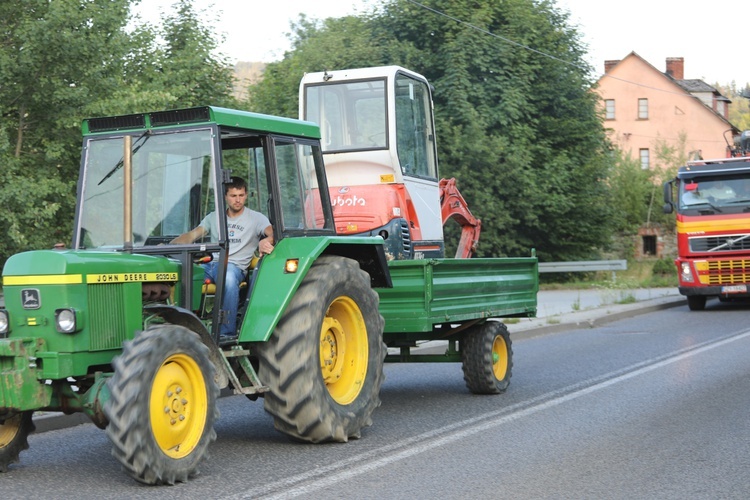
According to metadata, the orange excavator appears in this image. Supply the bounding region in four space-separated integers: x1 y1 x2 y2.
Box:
300 66 481 259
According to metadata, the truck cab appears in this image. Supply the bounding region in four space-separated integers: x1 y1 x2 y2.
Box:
664 156 750 309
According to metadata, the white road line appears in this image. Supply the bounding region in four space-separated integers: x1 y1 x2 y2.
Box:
231 329 750 500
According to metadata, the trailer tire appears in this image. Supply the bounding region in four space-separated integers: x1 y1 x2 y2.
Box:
104 325 218 485
461 321 513 394
0 412 34 472
258 256 385 443
687 295 707 311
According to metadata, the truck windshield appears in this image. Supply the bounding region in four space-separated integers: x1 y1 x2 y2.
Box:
678 176 750 214
76 128 218 249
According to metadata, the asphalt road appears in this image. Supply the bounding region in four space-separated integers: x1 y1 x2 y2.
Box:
4 294 749 499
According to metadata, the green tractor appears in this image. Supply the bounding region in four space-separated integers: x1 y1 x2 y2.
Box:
0 106 391 484
1 97 538 485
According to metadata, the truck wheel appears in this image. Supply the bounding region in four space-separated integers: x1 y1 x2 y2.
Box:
104 325 218 485
0 412 34 472
687 295 707 311
461 321 513 394
258 256 385 443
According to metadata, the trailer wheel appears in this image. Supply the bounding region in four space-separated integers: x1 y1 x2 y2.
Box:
104 325 218 485
461 321 513 394
0 412 34 472
258 256 385 442
687 295 707 311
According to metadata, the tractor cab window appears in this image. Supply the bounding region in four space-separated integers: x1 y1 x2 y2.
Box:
221 143 270 222
273 139 333 233
77 128 218 249
395 73 437 179
306 79 387 152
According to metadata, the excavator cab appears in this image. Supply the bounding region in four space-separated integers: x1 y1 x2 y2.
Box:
300 66 480 259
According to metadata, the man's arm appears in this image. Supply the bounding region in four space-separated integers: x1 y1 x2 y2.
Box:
171 226 207 245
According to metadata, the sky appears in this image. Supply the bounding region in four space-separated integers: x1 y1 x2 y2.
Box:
133 0 750 88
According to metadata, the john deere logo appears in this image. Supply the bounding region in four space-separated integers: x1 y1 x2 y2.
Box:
22 289 41 309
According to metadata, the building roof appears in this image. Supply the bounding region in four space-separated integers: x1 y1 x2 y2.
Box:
599 52 737 133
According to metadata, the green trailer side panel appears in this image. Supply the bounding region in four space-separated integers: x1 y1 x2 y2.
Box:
377 257 538 336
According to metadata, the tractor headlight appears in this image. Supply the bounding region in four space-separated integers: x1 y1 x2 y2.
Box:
55 308 77 334
0 310 9 337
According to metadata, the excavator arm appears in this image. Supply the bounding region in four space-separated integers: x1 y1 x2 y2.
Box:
439 178 481 258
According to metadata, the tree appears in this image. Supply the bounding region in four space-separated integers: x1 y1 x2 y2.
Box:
248 0 616 260
715 82 750 134
0 0 135 257
0 0 236 265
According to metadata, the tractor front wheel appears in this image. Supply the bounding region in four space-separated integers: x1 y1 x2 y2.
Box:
461 321 513 394
104 325 218 485
0 411 34 472
258 256 385 442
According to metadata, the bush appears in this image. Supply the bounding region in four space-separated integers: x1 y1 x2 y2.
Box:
652 257 676 276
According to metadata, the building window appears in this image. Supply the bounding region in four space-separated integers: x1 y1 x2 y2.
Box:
640 148 650 170
638 98 649 119
605 99 615 120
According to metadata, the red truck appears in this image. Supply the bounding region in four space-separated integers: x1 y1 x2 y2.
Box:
663 136 750 309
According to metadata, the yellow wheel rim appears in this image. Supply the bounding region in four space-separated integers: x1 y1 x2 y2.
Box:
149 353 208 458
0 414 22 447
319 296 368 405
491 335 509 380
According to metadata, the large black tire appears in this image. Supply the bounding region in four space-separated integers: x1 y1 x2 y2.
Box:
461 321 513 395
687 295 707 311
257 256 385 443
104 325 218 485
0 412 34 472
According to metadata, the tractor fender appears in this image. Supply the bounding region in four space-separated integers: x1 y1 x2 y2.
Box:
143 305 229 388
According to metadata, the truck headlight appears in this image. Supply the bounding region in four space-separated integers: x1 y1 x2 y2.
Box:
679 262 694 283
55 308 78 334
0 310 8 337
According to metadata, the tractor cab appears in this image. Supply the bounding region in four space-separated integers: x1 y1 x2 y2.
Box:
74 107 336 339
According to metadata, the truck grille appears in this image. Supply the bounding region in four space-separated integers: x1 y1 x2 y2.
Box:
88 284 128 351
689 233 750 252
697 259 750 285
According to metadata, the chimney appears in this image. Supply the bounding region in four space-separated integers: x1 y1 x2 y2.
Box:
666 57 684 79
604 60 620 73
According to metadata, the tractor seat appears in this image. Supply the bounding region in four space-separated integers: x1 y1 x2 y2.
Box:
200 255 259 295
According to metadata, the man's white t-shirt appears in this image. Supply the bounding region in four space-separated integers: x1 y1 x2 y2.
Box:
200 208 270 269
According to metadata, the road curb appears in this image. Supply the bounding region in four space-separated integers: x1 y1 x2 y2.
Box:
511 295 685 339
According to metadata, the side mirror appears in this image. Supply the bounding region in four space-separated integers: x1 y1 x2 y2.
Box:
663 202 673 214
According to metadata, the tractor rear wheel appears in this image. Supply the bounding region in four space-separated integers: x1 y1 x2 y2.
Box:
104 325 218 485
0 411 34 472
258 256 385 442
461 321 513 394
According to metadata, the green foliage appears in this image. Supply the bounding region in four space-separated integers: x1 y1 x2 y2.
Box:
248 0 617 261
0 0 236 266
652 257 675 276
718 83 750 132
608 151 654 233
